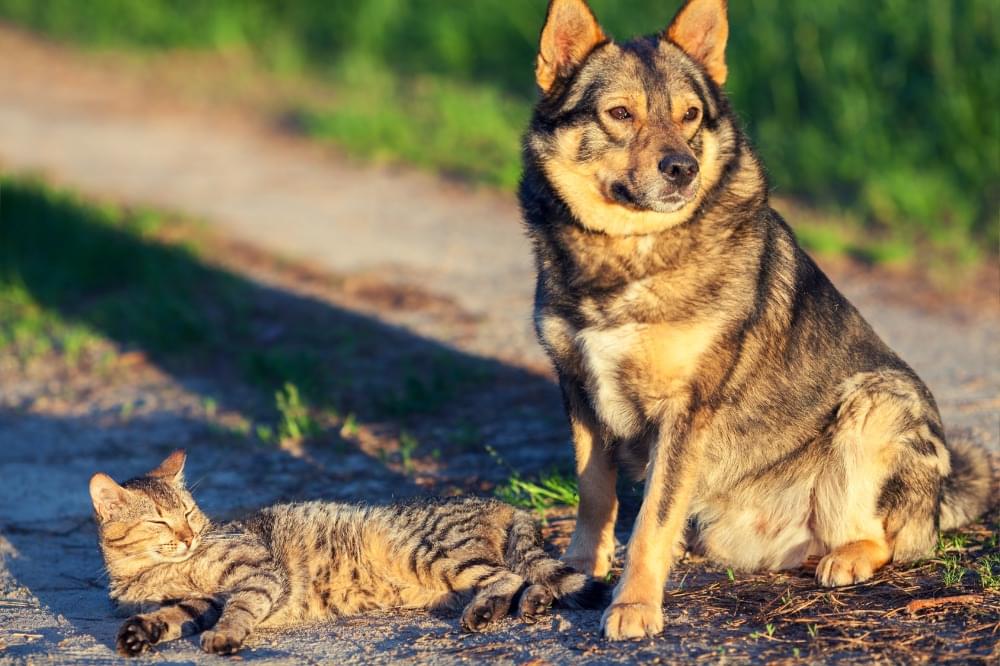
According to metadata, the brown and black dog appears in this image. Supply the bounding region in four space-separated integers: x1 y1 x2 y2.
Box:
520 0 992 640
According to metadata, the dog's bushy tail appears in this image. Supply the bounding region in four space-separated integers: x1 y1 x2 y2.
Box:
505 510 612 609
939 440 994 531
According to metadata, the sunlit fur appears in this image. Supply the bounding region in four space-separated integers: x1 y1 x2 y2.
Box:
521 0 993 641
90 453 609 657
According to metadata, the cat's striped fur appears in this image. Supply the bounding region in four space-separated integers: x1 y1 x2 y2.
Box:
90 451 608 656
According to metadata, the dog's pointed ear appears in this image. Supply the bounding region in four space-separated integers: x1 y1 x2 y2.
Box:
89 473 130 521
536 0 607 93
664 0 729 85
149 449 186 485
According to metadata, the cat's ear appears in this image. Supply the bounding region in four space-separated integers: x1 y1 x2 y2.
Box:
89 473 130 520
149 449 186 485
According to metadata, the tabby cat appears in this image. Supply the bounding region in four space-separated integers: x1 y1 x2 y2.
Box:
89 450 607 656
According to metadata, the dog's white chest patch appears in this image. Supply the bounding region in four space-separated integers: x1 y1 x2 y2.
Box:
576 323 643 438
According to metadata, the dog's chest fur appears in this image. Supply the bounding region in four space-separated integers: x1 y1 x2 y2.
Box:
538 285 723 440
574 323 644 437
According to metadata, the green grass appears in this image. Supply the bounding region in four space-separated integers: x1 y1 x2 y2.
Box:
937 531 970 588
494 470 580 515
485 443 579 514
294 57 526 190
749 623 778 640
372 352 492 420
0 178 246 358
0 282 103 365
273 382 320 445
794 221 918 266
447 420 482 451
940 556 968 587
340 412 360 438
937 527 999 592
938 532 972 553
977 553 1000 591
398 431 419 473
0 0 995 265
0 180 230 364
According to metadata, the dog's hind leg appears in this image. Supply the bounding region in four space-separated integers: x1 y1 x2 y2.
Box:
812 370 949 587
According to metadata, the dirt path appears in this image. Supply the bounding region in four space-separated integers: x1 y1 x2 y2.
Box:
0 25 997 665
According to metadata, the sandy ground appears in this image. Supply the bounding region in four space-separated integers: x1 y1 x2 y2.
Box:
0 24 997 665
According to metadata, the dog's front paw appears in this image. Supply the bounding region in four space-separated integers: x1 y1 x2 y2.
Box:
562 539 614 578
816 551 875 587
561 554 603 578
601 602 663 640
116 615 164 657
200 629 245 655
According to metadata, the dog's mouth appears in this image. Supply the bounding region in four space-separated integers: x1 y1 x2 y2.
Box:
652 191 694 213
609 182 641 208
605 178 699 214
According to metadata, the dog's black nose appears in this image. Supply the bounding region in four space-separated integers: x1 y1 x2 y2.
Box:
658 153 699 187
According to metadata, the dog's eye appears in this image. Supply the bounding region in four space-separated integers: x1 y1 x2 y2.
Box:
607 106 632 121
683 107 700 122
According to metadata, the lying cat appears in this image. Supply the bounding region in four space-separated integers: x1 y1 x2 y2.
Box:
89 450 608 656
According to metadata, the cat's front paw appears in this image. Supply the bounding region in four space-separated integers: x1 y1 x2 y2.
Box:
116 615 165 657
200 629 245 655
518 584 554 623
460 594 513 632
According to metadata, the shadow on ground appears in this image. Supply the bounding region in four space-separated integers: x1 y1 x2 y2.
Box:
3 177 548 412
0 176 570 472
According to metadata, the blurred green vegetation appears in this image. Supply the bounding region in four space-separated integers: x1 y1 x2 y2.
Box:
1 0 996 262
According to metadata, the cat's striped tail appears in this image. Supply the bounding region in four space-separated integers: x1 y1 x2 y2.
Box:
504 509 612 610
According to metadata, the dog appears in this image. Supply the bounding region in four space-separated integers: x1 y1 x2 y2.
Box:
519 0 992 640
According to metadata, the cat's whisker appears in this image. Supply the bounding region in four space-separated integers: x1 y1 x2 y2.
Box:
187 475 208 492
95 552 152 575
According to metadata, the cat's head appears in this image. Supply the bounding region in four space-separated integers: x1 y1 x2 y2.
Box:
89 450 210 571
